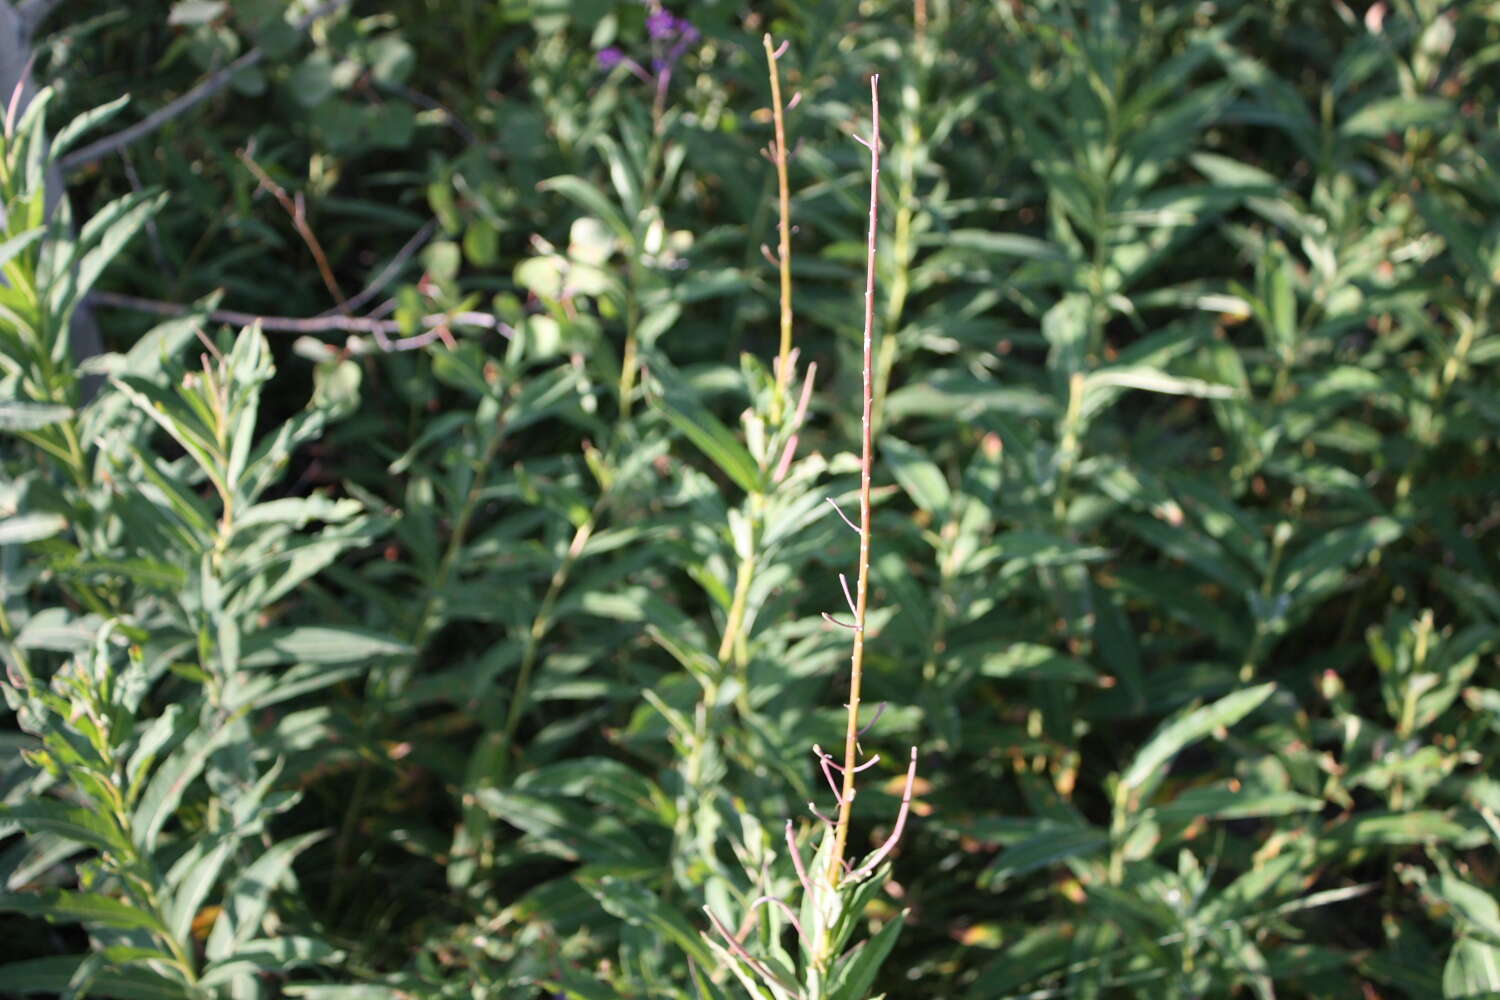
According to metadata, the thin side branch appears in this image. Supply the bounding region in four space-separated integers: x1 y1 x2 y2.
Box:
703 907 797 993
238 149 346 307
4 49 34 137
748 896 804 941
813 746 844 802
825 497 860 533
838 572 857 618
851 747 919 878
771 359 817 482
321 219 437 317
59 0 351 172
820 612 859 631
814 743 880 774
87 290 512 349
785 820 812 896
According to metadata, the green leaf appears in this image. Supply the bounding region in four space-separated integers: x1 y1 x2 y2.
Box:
204 830 328 960
1341 96 1454 137
473 790 650 865
537 175 634 246
515 758 670 827
0 512 67 544
0 227 45 272
54 191 168 324
50 95 132 161
1148 784 1322 823
1279 517 1402 605
881 435 951 516
936 229 1068 262
0 956 88 996
965 641 1100 683
580 875 717 967
1443 937 1500 998
1083 366 1236 411
1330 811 1475 848
539 970 619 1000
885 375 1054 423
981 825 1108 889
242 626 412 665
827 911 907 1000
1120 683 1275 794
0 890 169 935
166 1 226 27
223 663 363 714
0 956 192 999
0 399 71 430
133 720 239 851
165 834 236 944
652 386 765 495
200 937 342 987
1434 868 1500 945
989 531 1112 575
283 988 405 1000
14 609 101 651
1043 293 1091 376
0 801 127 854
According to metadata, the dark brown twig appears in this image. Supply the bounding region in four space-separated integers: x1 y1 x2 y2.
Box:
87 290 511 350
320 219 437 317
237 149 346 307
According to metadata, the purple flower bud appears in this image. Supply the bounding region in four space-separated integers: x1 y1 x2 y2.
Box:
646 10 676 39
598 46 625 69
647 10 698 43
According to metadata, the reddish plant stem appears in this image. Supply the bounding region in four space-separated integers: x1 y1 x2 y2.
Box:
829 74 880 887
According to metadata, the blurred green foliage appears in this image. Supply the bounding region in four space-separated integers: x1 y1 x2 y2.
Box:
6 0 1500 996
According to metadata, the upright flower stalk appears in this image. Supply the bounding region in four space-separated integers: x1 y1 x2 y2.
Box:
714 34 813 666
763 33 797 423
828 74 885 889
703 74 920 1000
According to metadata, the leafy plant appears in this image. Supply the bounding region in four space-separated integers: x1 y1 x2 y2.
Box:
6 2 1500 998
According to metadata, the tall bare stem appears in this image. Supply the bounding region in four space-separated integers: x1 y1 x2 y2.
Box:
763 34 796 422
829 75 880 888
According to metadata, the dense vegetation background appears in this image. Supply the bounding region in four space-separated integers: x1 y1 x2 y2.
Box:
4 0 1500 996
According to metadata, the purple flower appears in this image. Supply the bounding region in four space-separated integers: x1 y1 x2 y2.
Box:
598 7 699 93
646 9 699 45
646 10 678 40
